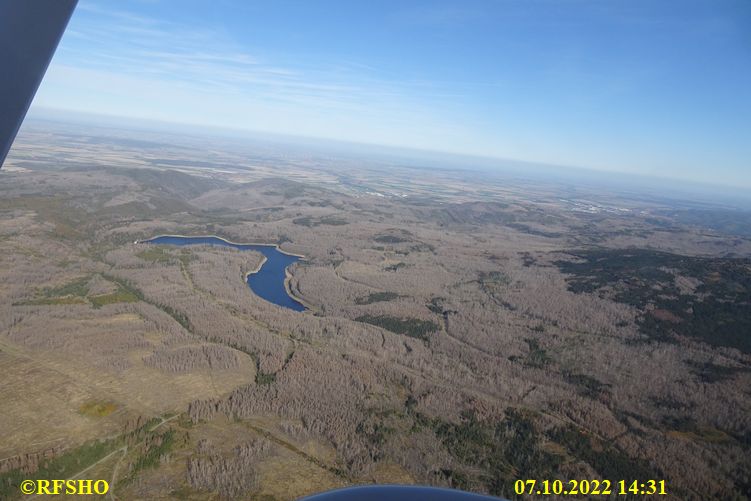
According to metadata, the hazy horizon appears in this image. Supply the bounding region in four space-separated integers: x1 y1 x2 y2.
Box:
27 0 751 188
24 106 751 207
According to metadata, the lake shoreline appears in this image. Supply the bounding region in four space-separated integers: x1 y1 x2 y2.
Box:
242 254 307 310
137 234 306 259
283 267 314 311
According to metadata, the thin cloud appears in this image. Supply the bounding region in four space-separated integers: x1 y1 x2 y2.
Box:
54 1 465 126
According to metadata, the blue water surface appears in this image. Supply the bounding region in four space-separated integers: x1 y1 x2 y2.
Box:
143 235 305 312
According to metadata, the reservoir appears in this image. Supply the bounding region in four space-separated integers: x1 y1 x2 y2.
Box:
142 235 306 312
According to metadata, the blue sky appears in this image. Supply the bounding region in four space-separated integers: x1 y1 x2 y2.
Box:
32 0 751 187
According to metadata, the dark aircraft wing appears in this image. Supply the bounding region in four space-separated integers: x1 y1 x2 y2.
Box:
0 0 78 168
